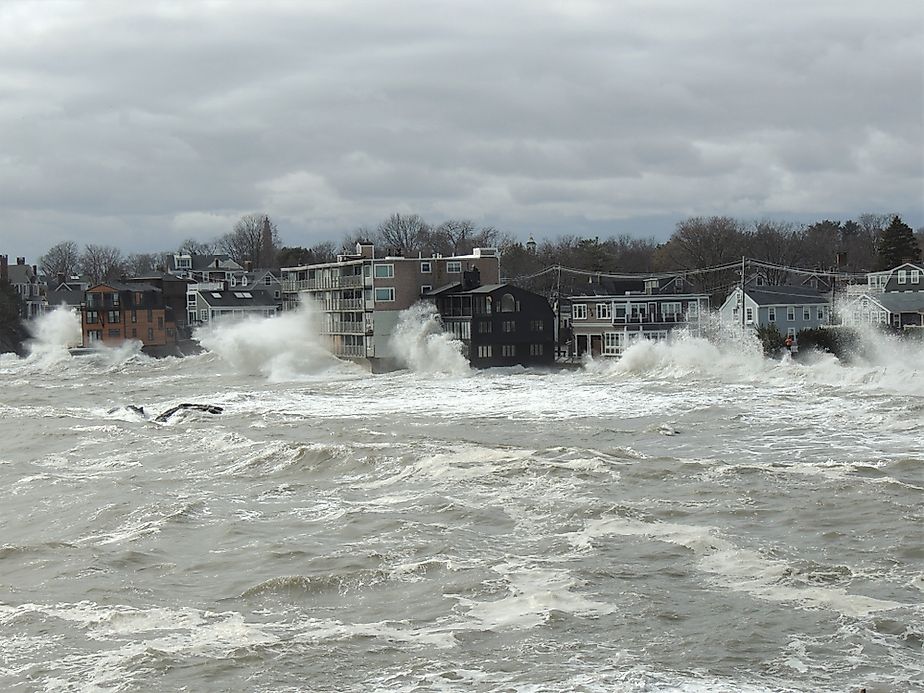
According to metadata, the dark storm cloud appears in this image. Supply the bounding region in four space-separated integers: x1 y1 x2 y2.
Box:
0 0 921 260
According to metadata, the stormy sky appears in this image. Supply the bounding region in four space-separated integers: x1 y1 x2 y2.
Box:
1 0 922 261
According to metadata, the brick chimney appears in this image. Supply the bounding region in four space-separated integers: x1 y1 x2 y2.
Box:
0 254 7 282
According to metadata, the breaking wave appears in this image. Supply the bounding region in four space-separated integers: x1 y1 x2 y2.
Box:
388 303 470 375
195 302 350 380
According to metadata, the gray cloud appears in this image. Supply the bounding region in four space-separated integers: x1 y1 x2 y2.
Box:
1 0 921 261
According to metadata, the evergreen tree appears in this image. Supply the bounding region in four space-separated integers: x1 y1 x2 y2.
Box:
876 215 921 269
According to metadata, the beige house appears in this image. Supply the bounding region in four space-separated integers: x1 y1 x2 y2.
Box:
282 243 500 368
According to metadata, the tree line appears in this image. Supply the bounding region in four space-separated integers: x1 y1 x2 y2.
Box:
36 211 923 290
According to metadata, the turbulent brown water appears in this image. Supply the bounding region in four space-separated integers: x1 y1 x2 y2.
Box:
1 308 922 692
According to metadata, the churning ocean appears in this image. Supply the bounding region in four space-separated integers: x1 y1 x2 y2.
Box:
1 306 921 692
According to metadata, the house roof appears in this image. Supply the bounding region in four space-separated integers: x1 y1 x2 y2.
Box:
170 254 243 272
6 264 35 284
745 285 828 305
875 292 924 314
46 288 84 306
197 289 279 307
90 282 161 293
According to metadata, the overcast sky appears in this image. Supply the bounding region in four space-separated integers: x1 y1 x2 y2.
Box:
1 0 922 261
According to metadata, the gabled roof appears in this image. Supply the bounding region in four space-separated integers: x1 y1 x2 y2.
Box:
744 285 828 305
46 288 84 306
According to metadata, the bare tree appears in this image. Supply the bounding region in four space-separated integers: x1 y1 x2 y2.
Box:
177 238 215 255
39 241 80 279
431 219 501 256
125 253 159 276
376 213 429 256
216 214 281 267
80 245 126 284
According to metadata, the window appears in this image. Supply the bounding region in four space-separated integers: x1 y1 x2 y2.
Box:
687 301 699 317
264 275 272 285
112 293 119 306
157 317 164 330
912 270 920 284
420 285 432 295
446 261 462 273
477 345 492 358
374 287 395 302
107 310 119 323
529 344 544 356
572 304 587 320
803 307 810 321
662 302 681 318
502 344 516 357
108 328 120 338
603 332 620 355
147 328 154 341
631 304 647 318
745 307 754 322
787 306 795 321
768 307 776 322
596 303 610 319
479 320 492 334
530 320 544 332
131 328 137 338
131 310 137 323
898 270 907 284
420 261 432 273
88 330 102 342
200 309 209 321
212 292 222 299
502 320 516 332
374 264 394 278
500 293 517 312
787 327 796 337
817 306 825 320
86 310 98 324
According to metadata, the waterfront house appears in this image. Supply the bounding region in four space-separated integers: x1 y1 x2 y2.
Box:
719 284 831 338
81 283 176 350
4 257 43 319
425 269 555 368
187 287 280 326
281 242 501 367
840 263 924 329
569 278 709 358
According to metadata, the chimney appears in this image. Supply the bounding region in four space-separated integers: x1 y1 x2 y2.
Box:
244 260 253 272
32 265 37 276
17 256 25 265
56 272 65 287
0 254 7 282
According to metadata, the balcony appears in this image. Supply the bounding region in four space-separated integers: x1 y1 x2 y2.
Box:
324 321 366 334
326 298 364 311
333 344 366 358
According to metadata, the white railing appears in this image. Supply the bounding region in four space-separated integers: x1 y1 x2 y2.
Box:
333 344 366 357
327 298 364 311
325 321 365 334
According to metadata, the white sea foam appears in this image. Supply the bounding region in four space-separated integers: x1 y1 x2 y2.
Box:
388 303 470 375
196 302 350 380
453 562 614 632
570 516 904 618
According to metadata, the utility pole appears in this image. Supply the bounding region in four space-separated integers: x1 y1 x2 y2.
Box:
740 255 746 331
